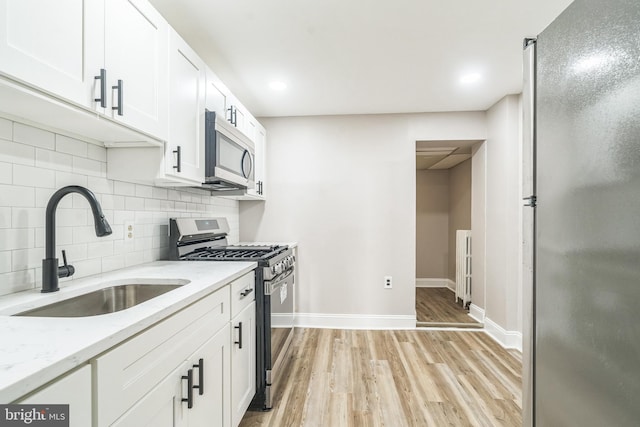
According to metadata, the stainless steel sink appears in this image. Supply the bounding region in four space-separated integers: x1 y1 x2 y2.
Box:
15 283 185 317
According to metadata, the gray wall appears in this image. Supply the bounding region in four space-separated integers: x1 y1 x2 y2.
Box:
239 112 487 322
416 169 449 279
448 159 472 281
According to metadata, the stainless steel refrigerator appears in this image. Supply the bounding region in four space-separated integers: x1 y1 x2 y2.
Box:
532 0 640 425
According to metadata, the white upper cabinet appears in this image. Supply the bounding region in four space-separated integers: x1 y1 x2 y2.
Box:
205 68 229 119
104 0 168 140
0 0 104 110
164 28 206 184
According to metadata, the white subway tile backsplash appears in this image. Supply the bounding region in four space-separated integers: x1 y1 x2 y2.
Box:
0 117 12 140
0 185 35 207
73 156 103 177
0 251 11 273
0 270 36 296
56 208 88 227
101 254 125 272
151 187 168 200
0 162 11 184
0 207 10 228
13 164 55 188
124 251 144 267
125 196 145 211
0 119 239 296
68 258 101 280
87 144 107 162
13 123 55 150
88 176 113 195
35 188 72 209
35 149 73 172
57 243 88 262
0 229 34 250
34 227 72 248
11 247 44 271
87 241 114 258
0 140 35 166
135 184 153 198
55 171 88 188
114 181 135 196
56 134 87 157
100 194 125 210
11 207 44 229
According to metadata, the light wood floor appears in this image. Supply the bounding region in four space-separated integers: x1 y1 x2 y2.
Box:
240 328 522 427
416 287 481 326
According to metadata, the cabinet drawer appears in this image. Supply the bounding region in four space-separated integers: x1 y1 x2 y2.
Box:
231 271 255 318
94 285 230 427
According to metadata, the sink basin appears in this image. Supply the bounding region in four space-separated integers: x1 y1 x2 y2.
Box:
15 282 187 318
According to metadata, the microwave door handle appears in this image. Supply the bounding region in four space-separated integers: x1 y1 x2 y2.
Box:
241 149 253 179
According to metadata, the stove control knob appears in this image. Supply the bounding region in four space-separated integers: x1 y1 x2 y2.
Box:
271 265 277 275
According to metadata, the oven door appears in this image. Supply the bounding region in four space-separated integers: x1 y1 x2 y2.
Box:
264 267 294 409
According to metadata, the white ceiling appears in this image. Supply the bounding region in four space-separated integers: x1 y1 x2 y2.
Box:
149 0 572 118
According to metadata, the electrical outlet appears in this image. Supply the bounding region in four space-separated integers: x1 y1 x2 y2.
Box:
384 276 393 289
124 221 134 240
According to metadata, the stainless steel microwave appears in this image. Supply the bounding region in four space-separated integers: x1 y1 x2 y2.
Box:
202 110 255 191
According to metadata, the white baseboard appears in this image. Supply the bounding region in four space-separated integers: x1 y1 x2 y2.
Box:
468 303 485 323
271 313 294 328
416 278 455 291
294 313 416 330
484 317 523 352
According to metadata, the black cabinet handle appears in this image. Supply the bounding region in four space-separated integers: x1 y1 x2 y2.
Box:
258 181 263 195
234 322 243 349
94 69 107 108
182 369 194 408
112 79 123 116
240 288 254 298
173 146 181 173
227 106 237 126
192 358 204 395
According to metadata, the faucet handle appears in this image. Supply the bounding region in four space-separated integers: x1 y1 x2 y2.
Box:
57 250 75 279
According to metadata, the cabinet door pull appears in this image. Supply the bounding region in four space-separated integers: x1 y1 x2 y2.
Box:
227 106 237 126
94 69 107 108
112 79 123 116
240 288 254 298
234 322 243 349
181 369 194 408
173 146 182 172
192 358 204 395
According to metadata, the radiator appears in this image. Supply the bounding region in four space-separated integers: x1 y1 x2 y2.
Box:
455 230 472 307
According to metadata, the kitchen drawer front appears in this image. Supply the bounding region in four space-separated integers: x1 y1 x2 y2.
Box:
94 285 230 427
231 271 255 318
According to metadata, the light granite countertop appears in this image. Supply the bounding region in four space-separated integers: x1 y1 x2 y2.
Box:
0 260 256 403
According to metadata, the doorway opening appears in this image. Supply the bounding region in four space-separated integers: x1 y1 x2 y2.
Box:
415 140 482 328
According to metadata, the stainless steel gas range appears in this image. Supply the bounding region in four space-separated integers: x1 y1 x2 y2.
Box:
169 217 295 410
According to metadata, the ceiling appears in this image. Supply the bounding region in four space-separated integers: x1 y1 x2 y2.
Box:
149 0 573 118
416 140 480 170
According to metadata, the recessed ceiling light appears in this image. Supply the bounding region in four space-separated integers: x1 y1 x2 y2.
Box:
460 73 482 85
269 81 287 91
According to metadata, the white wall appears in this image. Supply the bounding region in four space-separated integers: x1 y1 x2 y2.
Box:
0 116 239 297
484 94 523 340
239 112 486 328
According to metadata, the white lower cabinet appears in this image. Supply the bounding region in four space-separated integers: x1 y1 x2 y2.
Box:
94 285 232 427
15 364 92 427
231 301 256 427
112 326 231 427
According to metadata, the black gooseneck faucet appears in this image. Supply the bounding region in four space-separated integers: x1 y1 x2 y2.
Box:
42 186 112 293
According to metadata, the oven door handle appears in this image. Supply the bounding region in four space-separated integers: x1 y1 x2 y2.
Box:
265 268 294 295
